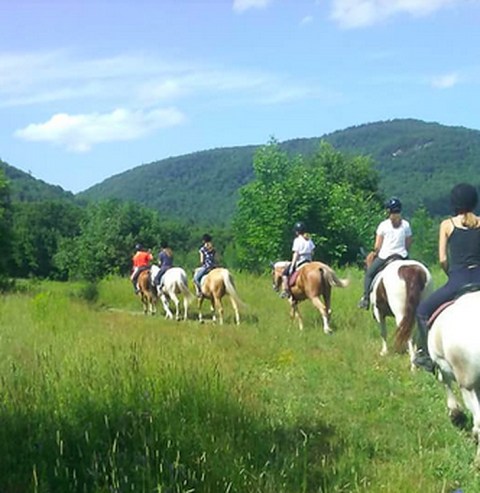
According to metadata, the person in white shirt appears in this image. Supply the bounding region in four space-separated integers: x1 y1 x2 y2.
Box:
358 198 413 309
280 222 315 298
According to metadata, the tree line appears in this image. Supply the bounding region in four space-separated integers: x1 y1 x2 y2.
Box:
0 142 440 288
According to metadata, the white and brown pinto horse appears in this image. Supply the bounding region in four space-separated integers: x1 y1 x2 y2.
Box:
137 269 157 315
195 267 243 325
150 265 193 321
365 252 433 363
428 290 480 466
272 261 349 333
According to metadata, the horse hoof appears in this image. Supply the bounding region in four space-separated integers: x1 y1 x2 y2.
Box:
449 408 468 430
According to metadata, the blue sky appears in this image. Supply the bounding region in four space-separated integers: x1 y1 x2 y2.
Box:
1 0 480 193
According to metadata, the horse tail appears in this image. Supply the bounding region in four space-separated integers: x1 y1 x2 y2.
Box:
395 265 427 350
321 265 350 288
222 270 246 308
178 270 195 301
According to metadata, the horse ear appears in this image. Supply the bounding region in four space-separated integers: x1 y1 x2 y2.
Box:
269 261 275 268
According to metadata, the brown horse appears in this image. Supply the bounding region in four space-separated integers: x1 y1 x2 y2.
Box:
272 261 349 333
137 269 157 315
195 267 243 325
364 251 433 365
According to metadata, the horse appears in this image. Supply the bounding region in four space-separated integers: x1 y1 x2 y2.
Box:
427 290 480 466
271 261 349 333
137 269 157 315
365 252 433 364
195 267 243 325
150 265 193 321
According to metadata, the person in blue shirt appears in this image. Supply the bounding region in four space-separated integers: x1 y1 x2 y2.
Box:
154 240 174 288
193 234 217 297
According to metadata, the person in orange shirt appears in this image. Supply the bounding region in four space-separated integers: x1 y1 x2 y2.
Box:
130 243 153 294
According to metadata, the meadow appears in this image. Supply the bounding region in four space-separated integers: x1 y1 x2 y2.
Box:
0 268 477 492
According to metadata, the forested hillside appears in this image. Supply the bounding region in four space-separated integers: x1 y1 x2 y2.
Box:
79 119 480 224
0 159 73 202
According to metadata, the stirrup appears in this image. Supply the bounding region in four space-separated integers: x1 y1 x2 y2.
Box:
413 350 436 373
357 297 369 309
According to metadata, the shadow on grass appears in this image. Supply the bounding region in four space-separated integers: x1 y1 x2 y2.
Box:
0 384 355 493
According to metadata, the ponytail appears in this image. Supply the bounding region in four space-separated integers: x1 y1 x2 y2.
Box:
461 212 480 229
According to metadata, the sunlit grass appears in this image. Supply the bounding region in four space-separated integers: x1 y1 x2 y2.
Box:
0 267 476 492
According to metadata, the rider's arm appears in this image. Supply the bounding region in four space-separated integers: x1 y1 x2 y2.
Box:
373 234 383 255
438 219 451 274
405 235 413 251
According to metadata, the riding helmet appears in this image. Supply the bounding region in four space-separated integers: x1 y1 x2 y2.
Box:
450 183 478 214
135 243 144 251
293 221 306 234
202 234 212 243
385 197 402 213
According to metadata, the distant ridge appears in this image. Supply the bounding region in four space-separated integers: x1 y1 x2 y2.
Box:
5 118 480 224
0 160 73 202
78 119 480 223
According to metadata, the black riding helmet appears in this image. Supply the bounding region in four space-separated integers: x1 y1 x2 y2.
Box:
135 243 144 251
385 197 402 213
450 183 478 214
293 221 306 234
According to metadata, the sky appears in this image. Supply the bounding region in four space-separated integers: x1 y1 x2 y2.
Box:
1 0 480 193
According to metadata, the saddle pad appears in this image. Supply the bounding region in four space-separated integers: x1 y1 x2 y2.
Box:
427 301 455 328
288 270 300 288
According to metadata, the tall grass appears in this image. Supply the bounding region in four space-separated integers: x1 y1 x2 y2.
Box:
0 269 477 492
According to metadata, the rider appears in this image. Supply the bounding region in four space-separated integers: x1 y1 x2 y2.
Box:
130 243 153 294
193 234 217 297
280 221 315 299
154 240 174 288
358 197 413 309
413 183 480 372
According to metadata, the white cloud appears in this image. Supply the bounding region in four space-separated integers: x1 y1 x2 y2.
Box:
300 15 314 25
431 72 460 89
15 107 185 152
233 0 273 13
4 49 333 150
330 0 459 28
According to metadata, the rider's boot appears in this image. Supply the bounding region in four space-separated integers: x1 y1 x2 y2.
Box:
412 316 435 373
280 276 290 298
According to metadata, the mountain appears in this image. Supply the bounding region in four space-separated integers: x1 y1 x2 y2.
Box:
78 119 480 224
0 159 74 203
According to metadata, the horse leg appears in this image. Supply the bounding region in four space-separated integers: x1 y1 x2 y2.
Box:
459 387 480 465
407 338 416 371
379 316 388 356
169 292 181 321
438 370 466 428
290 300 303 331
182 295 189 321
198 297 204 323
160 293 174 319
310 296 331 335
213 296 224 325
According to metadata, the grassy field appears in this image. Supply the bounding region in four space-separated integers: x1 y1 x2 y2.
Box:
0 268 477 492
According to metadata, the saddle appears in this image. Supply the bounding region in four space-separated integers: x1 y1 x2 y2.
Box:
369 254 405 295
427 283 480 328
288 262 309 288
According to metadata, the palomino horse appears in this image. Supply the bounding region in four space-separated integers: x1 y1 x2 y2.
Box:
428 291 480 466
272 261 349 333
150 265 193 321
137 269 157 315
195 267 243 325
365 252 433 364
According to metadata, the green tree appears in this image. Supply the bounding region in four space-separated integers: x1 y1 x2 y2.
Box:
409 207 439 267
11 201 83 279
0 169 12 286
233 140 383 271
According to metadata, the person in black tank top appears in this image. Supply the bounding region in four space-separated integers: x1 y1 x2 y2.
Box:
414 183 480 372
